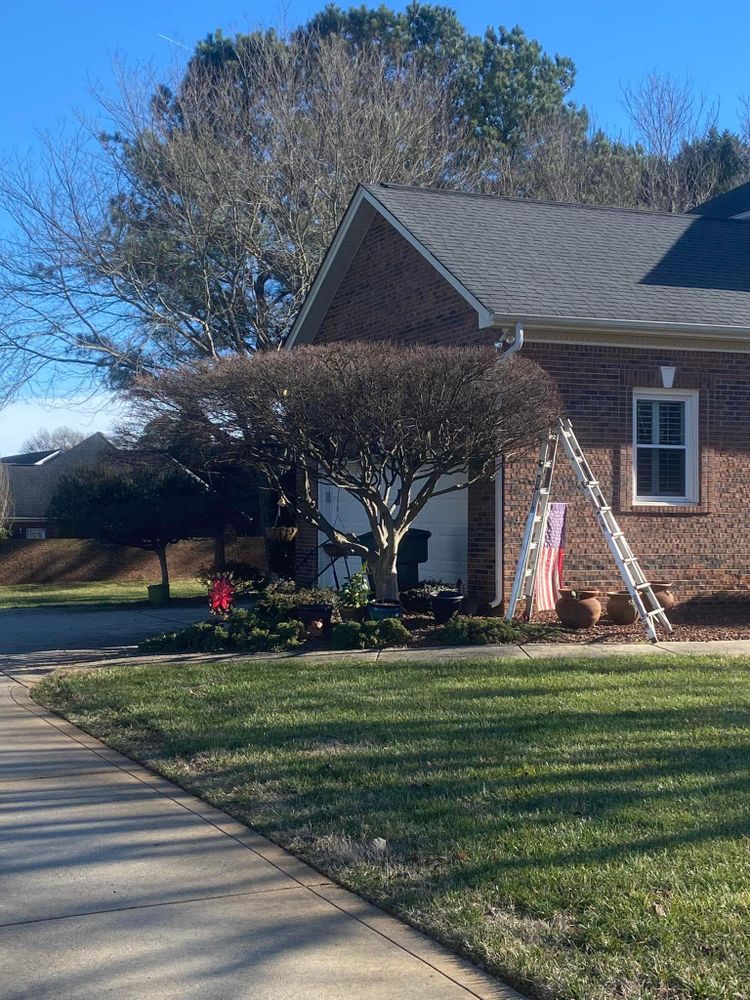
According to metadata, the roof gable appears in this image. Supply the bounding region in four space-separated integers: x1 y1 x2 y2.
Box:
289 182 750 346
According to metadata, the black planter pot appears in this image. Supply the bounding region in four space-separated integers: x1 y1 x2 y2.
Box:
294 602 334 632
431 591 464 624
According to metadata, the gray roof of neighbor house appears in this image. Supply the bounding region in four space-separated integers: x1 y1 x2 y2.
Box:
0 449 58 466
688 181 750 219
4 433 115 520
288 183 750 345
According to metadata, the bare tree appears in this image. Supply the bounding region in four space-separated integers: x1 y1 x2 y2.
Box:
0 33 488 402
22 426 86 452
130 344 561 601
0 462 12 538
621 73 720 212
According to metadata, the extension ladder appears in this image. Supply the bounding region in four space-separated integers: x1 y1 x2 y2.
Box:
506 417 673 643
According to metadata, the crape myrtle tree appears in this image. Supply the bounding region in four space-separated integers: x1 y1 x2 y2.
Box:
48 466 233 591
131 344 561 602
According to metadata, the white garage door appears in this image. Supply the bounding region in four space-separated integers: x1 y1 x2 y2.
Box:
317 475 468 588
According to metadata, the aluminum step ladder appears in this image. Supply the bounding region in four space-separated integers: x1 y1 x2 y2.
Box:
506 417 673 643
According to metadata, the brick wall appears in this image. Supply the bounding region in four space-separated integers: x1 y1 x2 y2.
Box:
0 537 265 586
504 342 750 607
300 211 750 608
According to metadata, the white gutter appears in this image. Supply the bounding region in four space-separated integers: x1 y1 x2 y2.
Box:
490 321 525 609
489 312 750 341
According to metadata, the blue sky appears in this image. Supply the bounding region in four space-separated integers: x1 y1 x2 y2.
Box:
1 0 748 450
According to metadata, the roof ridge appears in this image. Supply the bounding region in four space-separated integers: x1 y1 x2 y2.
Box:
368 182 750 226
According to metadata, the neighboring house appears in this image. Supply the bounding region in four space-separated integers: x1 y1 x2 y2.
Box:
290 181 750 609
0 433 116 539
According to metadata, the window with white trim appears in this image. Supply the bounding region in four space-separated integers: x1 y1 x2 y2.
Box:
633 389 698 504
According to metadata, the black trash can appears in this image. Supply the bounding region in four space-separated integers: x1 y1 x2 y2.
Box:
356 528 431 591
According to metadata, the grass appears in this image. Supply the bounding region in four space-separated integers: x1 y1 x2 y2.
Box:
0 580 204 610
35 654 750 1000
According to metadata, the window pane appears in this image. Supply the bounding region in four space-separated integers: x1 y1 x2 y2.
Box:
636 447 686 497
658 449 685 495
636 400 653 444
658 401 684 445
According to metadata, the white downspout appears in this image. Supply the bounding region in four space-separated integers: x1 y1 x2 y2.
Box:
490 321 525 609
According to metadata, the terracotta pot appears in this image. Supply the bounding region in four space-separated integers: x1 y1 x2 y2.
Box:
555 588 602 629
649 582 676 612
606 591 637 625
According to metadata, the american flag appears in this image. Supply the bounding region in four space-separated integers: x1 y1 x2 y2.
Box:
534 502 567 612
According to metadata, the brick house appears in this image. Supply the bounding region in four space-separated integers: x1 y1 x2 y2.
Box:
289 181 750 612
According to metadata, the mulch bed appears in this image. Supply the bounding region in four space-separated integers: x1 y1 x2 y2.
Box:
528 610 750 644
400 609 750 646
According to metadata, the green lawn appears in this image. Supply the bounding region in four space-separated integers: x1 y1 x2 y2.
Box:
0 580 205 610
35 655 750 1000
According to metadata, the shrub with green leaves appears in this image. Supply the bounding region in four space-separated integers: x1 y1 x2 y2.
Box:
400 579 449 613
138 611 304 654
255 580 338 625
330 617 411 650
439 615 558 645
338 564 371 608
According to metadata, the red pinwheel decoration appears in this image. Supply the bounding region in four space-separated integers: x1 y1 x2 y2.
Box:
209 574 235 616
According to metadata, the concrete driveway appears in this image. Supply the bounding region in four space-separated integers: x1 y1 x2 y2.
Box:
0 669 519 999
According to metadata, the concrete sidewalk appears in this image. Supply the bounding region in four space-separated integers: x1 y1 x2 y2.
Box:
3 637 750 687
0 671 521 1000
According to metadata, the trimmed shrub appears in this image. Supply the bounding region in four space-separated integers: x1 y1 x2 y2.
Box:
439 616 558 645
138 612 304 654
330 617 411 650
376 617 411 647
400 579 449 613
255 580 338 625
331 621 367 650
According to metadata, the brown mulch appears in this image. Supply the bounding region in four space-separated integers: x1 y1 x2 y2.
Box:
527 610 750 644
399 609 750 646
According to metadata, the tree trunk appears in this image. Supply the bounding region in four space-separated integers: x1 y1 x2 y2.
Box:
371 544 400 602
156 546 170 590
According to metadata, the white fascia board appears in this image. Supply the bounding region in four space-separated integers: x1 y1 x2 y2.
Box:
491 312 750 346
285 186 494 348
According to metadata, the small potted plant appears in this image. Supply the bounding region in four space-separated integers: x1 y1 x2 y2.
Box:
338 564 371 622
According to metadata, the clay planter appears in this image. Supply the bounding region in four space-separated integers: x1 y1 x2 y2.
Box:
606 591 637 626
650 582 676 612
555 588 602 629
431 591 464 624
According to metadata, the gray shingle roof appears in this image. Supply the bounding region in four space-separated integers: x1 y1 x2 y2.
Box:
0 449 58 466
688 181 750 219
363 183 750 332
